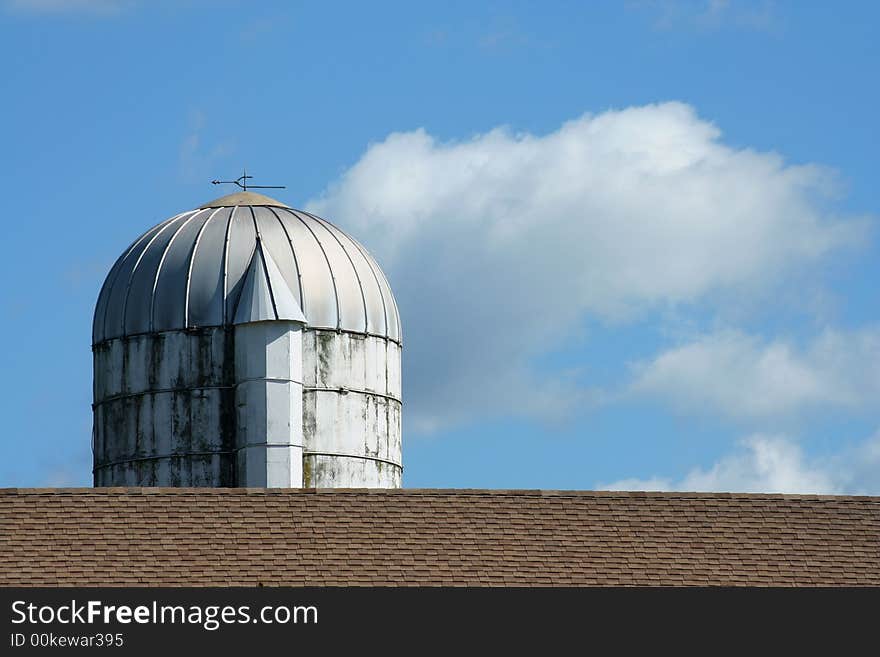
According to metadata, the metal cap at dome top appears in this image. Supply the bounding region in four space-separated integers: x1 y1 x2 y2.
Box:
199 191 291 209
92 195 401 345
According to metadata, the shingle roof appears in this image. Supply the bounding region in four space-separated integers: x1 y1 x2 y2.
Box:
1 488 878 586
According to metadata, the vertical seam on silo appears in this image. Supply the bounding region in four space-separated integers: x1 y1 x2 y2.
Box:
149 210 203 332
184 208 222 328
249 206 279 320
101 212 185 341
380 340 388 440
302 210 369 334
267 207 305 317
289 209 341 330
120 211 193 337
341 232 392 341
221 206 237 325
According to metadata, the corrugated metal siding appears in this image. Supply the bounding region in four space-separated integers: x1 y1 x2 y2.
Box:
93 328 402 488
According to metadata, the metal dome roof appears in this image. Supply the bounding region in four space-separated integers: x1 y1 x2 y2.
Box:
93 192 400 344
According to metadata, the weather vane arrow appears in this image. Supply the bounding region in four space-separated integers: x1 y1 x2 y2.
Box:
211 167 285 192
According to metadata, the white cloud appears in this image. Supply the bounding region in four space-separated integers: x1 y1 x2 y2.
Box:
628 327 880 419
5 0 133 13
307 102 869 431
600 431 880 495
629 0 777 32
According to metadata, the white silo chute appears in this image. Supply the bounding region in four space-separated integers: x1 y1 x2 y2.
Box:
233 242 307 487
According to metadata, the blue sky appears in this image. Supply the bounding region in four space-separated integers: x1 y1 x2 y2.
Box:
1 0 878 492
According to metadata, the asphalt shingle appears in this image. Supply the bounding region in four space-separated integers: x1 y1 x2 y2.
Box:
1 488 877 586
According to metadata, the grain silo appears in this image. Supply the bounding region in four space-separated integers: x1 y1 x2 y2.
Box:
91 191 402 488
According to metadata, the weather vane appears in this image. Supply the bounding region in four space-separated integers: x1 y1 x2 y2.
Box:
211 167 285 192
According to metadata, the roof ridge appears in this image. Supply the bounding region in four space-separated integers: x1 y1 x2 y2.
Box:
1 487 878 502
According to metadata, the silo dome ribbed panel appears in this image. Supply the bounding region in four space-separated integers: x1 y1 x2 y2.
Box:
92 193 401 345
